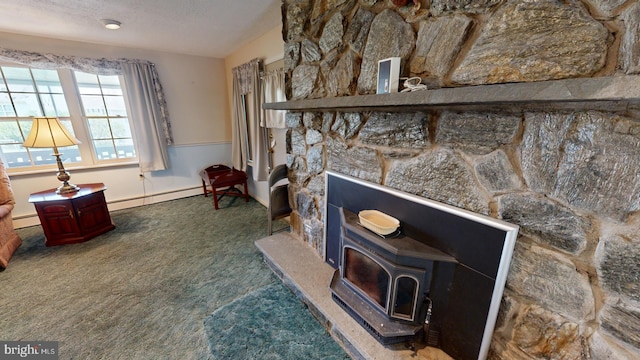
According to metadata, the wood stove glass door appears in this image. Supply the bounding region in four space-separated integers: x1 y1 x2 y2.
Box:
344 247 390 309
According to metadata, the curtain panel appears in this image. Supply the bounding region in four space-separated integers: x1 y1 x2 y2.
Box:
121 63 171 172
0 47 173 171
231 58 269 181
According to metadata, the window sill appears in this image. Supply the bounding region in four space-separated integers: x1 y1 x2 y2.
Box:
7 161 140 177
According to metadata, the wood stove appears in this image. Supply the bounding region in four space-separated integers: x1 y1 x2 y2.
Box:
324 171 519 360
330 208 457 345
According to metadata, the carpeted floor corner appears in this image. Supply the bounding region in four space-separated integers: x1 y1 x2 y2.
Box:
205 283 349 360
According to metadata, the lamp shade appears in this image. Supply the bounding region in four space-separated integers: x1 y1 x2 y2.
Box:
23 117 80 149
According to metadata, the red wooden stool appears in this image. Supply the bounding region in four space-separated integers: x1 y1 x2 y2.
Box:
199 165 250 210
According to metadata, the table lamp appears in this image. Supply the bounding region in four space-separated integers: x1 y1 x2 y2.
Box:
23 117 81 194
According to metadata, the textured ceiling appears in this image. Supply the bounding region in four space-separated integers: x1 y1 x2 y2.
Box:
0 0 283 58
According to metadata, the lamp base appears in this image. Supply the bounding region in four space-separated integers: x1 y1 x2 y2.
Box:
53 152 79 194
56 182 80 194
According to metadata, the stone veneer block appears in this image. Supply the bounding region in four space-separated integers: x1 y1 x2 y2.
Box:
595 234 640 304
283 0 311 42
319 12 344 55
327 112 349 140
321 112 334 134
359 112 429 148
303 112 323 130
474 150 523 193
285 111 303 128
296 191 318 219
331 112 362 140
451 0 609 85
599 301 640 350
512 305 585 358
589 331 639 359
327 50 359 97
307 145 325 174
430 0 501 15
289 156 309 185
301 39 321 64
498 193 590 254
436 111 520 154
291 127 306 156
292 65 320 100
326 136 383 184
507 243 594 323
255 233 454 360
553 112 640 221
310 0 351 31
385 148 489 214
306 175 325 196
588 0 628 18
344 8 374 55
305 129 323 145
284 42 300 73
410 14 472 79
520 112 573 194
620 3 640 74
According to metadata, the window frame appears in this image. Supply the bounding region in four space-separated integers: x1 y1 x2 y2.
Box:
72 70 138 165
0 63 139 175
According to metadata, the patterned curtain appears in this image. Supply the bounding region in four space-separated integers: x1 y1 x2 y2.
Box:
0 47 122 75
234 62 254 95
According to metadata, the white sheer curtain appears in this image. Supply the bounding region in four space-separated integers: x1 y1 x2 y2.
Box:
231 59 269 181
262 68 287 129
121 62 171 171
0 47 173 172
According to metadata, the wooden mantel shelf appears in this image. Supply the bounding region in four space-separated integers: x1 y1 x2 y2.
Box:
263 75 640 113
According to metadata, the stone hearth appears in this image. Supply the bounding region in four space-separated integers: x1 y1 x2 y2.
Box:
256 233 453 360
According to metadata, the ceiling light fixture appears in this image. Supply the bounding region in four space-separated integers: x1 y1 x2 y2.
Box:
101 19 121 30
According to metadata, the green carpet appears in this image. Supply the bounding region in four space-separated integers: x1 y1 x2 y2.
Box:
205 283 349 360
4 195 349 359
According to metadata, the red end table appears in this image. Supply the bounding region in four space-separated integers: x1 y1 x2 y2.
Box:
28 183 115 246
199 165 250 210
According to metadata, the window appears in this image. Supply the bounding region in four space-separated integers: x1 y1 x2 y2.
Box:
241 94 253 163
75 71 135 161
0 64 135 171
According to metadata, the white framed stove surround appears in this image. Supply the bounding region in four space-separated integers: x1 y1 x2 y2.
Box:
323 170 519 360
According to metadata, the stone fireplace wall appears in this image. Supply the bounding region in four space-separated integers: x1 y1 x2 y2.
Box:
280 0 640 358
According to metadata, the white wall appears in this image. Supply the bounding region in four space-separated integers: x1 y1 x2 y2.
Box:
0 32 233 227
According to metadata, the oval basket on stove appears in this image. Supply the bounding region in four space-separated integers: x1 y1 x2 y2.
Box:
358 210 400 235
